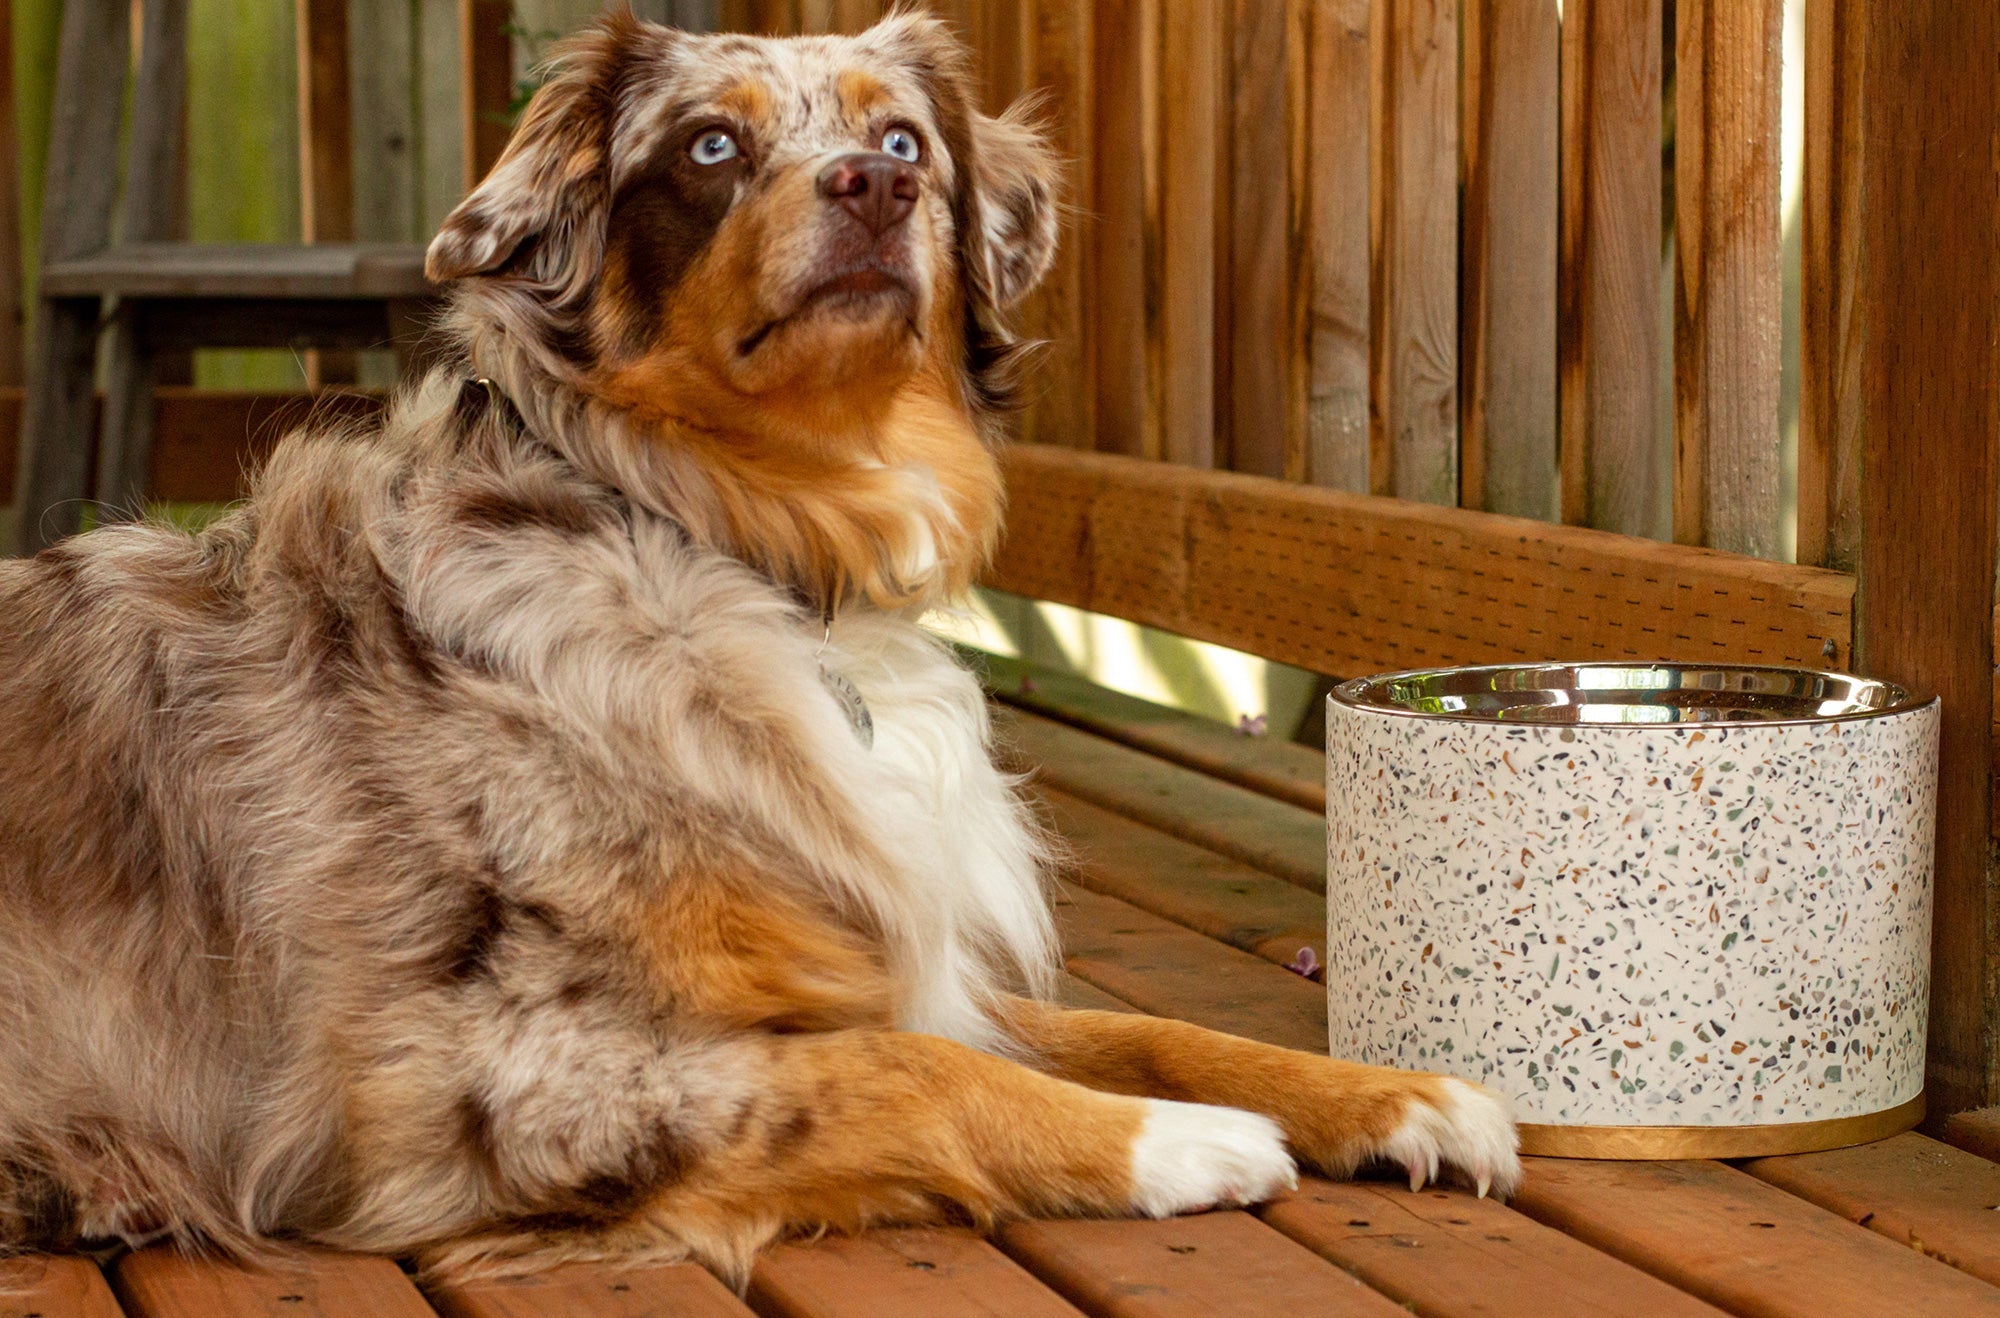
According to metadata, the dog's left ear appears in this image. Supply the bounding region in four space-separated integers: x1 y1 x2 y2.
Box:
960 105 1061 310
426 13 659 291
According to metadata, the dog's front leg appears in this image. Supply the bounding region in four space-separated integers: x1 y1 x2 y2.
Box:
426 1025 1296 1286
992 997 1521 1198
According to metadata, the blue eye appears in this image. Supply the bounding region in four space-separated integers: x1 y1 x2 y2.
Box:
691 130 739 165
881 127 921 163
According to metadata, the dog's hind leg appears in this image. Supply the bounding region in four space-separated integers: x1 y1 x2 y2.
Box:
990 997 1521 1199
422 1024 1296 1286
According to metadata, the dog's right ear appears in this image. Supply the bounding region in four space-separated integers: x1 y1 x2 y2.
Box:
425 17 643 291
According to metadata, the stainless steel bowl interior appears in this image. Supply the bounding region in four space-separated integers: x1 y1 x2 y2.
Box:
1332 663 1926 726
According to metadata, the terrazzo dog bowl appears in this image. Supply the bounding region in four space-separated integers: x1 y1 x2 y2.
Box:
1325 663 1938 1158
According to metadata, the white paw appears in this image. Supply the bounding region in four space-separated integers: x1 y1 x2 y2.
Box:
1378 1078 1522 1199
1127 1099 1298 1218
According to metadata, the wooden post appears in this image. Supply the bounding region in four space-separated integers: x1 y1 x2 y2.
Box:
459 0 514 193
94 0 192 521
297 0 355 388
10 0 132 555
0 0 24 390
1854 0 2000 1118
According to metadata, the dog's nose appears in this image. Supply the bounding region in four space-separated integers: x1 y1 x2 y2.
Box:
817 153 918 236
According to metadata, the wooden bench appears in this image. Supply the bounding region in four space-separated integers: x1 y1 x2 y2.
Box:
12 656 2000 1317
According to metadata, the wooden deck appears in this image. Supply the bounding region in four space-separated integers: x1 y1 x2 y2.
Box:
11 658 2000 1317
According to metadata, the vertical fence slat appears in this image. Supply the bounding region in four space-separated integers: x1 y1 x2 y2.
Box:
1368 0 1458 504
458 0 512 190
1459 0 1557 519
1226 0 1307 479
349 0 419 244
298 0 356 388
1014 0 1093 449
1797 0 1865 573
1303 0 1369 490
1158 0 1221 468
1089 0 1158 459
1672 0 1782 557
0 0 23 388
1558 0 1664 538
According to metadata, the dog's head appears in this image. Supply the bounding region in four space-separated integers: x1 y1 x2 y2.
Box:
427 7 1058 439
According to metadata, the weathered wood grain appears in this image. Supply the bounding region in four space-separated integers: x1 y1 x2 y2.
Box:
1558 0 1665 540
112 1247 436 1318
1226 0 1307 479
1012 0 1093 451
1510 1158 2000 1317
1367 0 1457 505
1157 0 1222 468
1459 0 1557 521
1037 784 1327 968
998 1211 1409 1317
986 445 1856 679
1303 0 1369 491
458 0 513 191
1260 1177 1725 1317
1088 0 1158 460
1001 710 1326 892
1740 1133 2000 1288
428 1262 751 1317
1796 0 1865 572
0 1255 124 1318
1853 0 2000 1117
1672 0 1782 557
752 1228 1082 1318
11 0 133 553
1053 883 1329 1055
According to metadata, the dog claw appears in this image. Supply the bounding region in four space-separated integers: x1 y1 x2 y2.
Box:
1476 1173 1491 1200
1407 1161 1426 1193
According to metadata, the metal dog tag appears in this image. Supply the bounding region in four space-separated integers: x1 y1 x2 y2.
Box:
820 665 874 749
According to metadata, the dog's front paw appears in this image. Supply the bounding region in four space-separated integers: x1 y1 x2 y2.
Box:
1127 1099 1298 1217
1376 1077 1521 1199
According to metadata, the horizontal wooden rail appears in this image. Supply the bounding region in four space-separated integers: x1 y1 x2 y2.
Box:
985 444 1855 676
0 387 383 507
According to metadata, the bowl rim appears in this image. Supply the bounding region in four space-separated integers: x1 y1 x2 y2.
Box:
1329 661 1938 728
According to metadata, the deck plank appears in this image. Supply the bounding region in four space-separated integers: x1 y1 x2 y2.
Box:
425 1262 750 1317
996 1211 1406 1317
1509 1157 2000 1317
111 1247 436 1317
1943 1106 2000 1163
973 653 1327 813
1039 788 1327 972
1053 884 1329 1055
749 1228 1081 1318
1738 1132 2000 1286
1258 1176 1722 1316
0 1255 124 1318
1057 971 1140 1014
1001 710 1326 891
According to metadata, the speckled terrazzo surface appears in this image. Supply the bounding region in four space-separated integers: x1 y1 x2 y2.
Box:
1325 699 1939 1127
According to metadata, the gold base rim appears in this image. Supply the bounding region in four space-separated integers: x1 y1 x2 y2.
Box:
1517 1091 1925 1159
